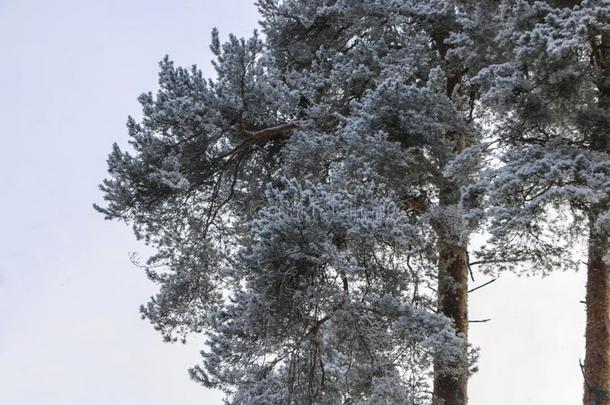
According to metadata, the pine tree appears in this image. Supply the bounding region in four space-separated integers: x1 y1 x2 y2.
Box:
464 1 610 403
93 1 502 402
257 2 503 403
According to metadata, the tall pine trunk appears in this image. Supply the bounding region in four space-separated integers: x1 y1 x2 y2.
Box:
583 214 610 405
433 180 469 405
431 29 470 403
584 26 610 405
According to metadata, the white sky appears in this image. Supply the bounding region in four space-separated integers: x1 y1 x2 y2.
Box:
0 1 587 404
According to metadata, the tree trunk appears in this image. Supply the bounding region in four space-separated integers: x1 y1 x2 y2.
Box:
431 26 470 404
433 183 469 405
583 19 610 405
583 215 610 405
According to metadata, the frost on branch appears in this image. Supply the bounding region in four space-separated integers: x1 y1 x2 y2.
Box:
190 178 467 404
464 0 610 275
95 1 502 402
464 145 610 274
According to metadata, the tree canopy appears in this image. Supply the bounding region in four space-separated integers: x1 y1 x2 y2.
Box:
97 1 610 404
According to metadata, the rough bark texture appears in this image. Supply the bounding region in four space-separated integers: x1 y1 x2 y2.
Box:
433 182 469 405
583 22 610 405
583 217 610 405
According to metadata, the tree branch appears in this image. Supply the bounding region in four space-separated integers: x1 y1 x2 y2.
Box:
468 278 497 293
241 122 299 143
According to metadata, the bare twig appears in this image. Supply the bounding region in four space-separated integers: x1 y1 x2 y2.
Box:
468 278 497 293
580 359 610 401
465 250 475 282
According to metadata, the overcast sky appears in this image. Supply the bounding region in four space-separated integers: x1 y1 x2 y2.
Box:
0 1 588 404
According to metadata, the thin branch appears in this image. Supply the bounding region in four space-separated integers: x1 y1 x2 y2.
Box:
469 258 526 266
580 359 610 400
241 122 299 143
466 250 475 282
468 278 497 293
305 315 331 337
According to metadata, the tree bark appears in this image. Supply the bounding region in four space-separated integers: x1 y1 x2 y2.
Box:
433 182 469 405
583 19 610 405
430 24 471 404
431 26 470 403
583 214 610 405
